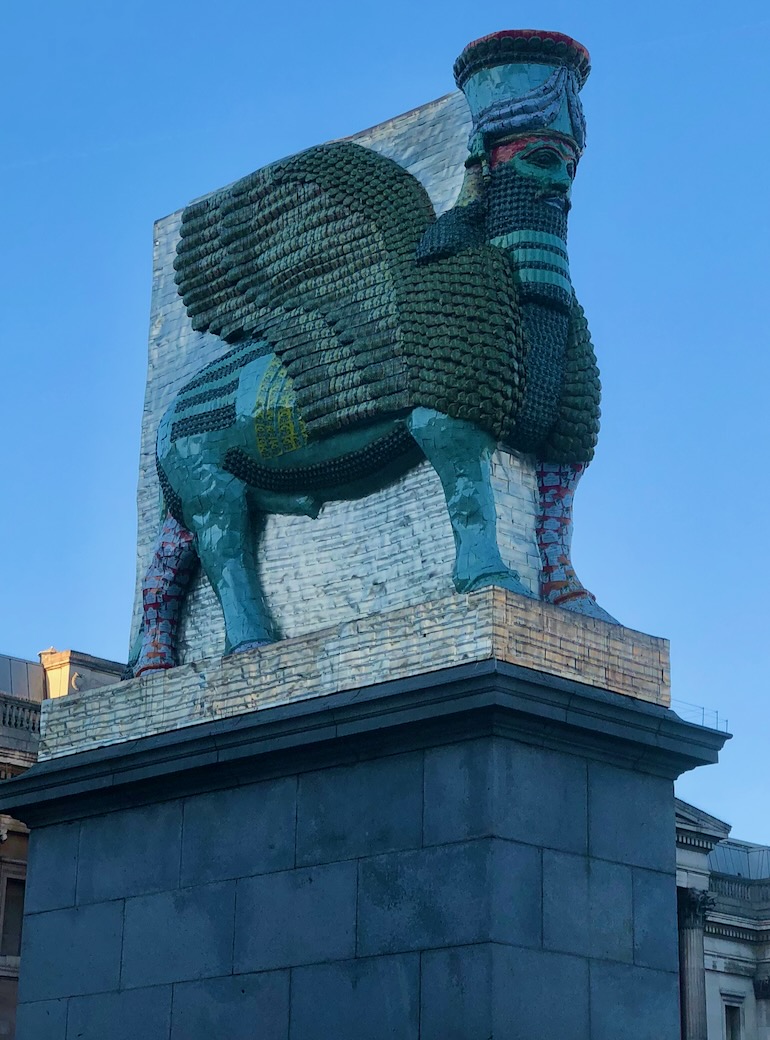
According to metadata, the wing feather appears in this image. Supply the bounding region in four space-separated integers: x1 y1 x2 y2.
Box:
174 140 527 440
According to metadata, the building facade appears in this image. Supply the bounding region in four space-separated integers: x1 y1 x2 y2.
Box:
0 655 42 1038
0 650 123 1039
676 800 770 1040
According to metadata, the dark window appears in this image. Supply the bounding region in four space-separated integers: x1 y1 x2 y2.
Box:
0 879 24 956
725 1004 742 1040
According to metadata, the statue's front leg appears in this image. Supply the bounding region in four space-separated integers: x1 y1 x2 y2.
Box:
536 461 617 622
407 408 533 597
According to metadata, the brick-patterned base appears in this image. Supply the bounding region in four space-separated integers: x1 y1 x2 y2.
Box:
40 590 668 761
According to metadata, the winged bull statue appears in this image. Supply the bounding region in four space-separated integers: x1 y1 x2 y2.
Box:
131 29 618 676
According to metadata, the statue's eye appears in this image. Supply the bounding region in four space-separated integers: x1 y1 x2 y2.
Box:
527 149 559 168
567 161 576 179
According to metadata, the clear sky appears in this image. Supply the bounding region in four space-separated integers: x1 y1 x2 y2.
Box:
1 1 768 838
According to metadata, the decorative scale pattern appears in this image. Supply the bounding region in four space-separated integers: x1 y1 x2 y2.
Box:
173 141 527 447
542 302 601 463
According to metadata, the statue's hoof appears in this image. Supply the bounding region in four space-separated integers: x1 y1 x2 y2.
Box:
226 639 274 657
132 643 176 676
548 590 619 625
456 570 535 598
133 660 175 677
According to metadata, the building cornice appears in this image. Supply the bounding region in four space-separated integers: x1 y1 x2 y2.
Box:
706 911 770 944
675 797 731 853
677 830 724 853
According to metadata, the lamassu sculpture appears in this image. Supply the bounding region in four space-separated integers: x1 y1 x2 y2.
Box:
132 29 617 676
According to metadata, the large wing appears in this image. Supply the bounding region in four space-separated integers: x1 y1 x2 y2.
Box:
174 142 436 434
541 299 601 463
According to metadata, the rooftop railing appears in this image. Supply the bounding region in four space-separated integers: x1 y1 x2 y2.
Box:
0 693 40 736
670 698 729 733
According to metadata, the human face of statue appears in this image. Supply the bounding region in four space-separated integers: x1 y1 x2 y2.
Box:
485 133 579 310
489 135 578 212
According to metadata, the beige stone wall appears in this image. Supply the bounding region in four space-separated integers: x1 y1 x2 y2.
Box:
42 589 669 761
39 649 124 699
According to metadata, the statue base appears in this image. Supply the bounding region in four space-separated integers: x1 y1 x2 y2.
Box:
3 594 725 1039
40 588 669 762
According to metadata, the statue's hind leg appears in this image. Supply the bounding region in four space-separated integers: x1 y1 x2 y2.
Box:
133 514 198 675
536 461 617 622
189 476 276 654
407 408 532 597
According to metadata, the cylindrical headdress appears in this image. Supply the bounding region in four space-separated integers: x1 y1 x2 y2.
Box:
454 30 590 161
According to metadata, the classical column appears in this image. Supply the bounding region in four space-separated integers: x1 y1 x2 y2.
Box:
678 887 712 1040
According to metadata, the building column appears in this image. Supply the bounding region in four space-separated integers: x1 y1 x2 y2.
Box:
678 887 712 1040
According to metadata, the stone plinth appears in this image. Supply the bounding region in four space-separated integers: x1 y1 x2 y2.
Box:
1 609 724 1040
40 588 669 762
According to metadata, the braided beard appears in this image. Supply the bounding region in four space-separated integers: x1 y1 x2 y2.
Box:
487 165 573 453
486 163 572 310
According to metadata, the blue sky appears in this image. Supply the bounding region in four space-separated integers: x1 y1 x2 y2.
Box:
1 1 768 838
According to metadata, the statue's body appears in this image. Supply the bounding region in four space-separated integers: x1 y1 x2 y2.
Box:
132 29 617 676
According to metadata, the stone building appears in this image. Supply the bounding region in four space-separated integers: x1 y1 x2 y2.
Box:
0 654 42 1038
676 799 770 1040
0 650 122 1039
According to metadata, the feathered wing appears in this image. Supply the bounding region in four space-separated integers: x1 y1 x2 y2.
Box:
174 141 526 441
541 299 601 463
175 142 431 435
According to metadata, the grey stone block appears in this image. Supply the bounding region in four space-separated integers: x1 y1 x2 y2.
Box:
170 970 289 1040
589 858 633 962
18 901 123 1002
290 954 419 1040
543 851 632 962
358 839 541 956
181 777 296 885
234 861 356 972
16 999 68 1039
420 945 493 1040
588 763 675 871
121 881 235 988
66 985 172 1040
359 843 484 955
543 850 588 957
296 752 422 866
423 740 495 844
423 738 587 854
24 822 80 914
495 945 590 1040
421 943 589 1040
589 961 679 1040
633 868 679 971
490 840 543 947
77 801 182 904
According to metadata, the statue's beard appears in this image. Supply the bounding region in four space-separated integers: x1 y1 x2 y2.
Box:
486 165 573 312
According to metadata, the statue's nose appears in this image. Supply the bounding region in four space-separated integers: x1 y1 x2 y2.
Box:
546 166 573 196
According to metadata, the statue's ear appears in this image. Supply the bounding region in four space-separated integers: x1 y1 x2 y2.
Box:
456 160 486 206
415 200 486 264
